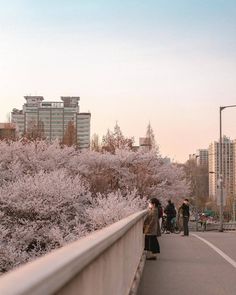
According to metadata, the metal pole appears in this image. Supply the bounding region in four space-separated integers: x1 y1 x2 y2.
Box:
219 107 224 232
195 207 199 231
233 197 236 222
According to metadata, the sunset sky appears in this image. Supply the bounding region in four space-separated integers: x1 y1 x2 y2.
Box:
0 0 236 162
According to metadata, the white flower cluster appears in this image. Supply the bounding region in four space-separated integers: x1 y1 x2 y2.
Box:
0 140 189 273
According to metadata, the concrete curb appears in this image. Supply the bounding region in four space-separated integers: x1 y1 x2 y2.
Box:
129 252 146 295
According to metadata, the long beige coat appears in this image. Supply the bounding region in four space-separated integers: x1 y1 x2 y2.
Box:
143 208 161 237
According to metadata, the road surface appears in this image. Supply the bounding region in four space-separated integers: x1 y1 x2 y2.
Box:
138 231 236 295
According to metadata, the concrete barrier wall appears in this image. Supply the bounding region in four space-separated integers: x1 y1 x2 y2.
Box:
0 210 146 295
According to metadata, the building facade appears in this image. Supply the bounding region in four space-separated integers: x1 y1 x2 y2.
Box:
197 149 209 167
0 123 16 140
208 136 234 202
189 149 208 167
139 137 151 152
11 96 91 148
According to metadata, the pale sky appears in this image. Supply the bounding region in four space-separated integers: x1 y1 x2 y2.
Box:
1 0 236 162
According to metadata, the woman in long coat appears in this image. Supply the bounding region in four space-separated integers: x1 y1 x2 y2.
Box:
143 198 161 260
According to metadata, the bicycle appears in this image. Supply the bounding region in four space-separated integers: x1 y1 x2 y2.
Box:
161 216 181 234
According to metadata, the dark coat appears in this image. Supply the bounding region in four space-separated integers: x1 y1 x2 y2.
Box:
164 203 176 218
157 204 163 219
179 203 190 218
143 208 161 237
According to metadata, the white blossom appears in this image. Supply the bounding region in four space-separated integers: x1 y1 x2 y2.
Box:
0 139 189 273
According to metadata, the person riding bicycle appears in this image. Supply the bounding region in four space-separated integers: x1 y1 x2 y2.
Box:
164 200 177 233
199 213 207 231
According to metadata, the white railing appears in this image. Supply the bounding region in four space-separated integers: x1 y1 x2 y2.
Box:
190 221 236 231
205 222 236 231
0 210 146 295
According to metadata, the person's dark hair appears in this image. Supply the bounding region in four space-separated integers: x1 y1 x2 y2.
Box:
168 199 172 204
149 198 159 208
184 198 189 202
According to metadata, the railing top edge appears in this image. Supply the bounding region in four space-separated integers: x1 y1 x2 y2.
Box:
0 209 147 295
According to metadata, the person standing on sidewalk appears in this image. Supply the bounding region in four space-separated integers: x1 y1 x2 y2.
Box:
179 199 190 236
156 199 163 229
164 200 176 233
143 198 161 260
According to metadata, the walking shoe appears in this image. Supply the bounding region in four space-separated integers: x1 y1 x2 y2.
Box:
146 257 157 260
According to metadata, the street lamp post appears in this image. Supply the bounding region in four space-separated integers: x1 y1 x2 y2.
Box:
233 198 236 222
219 105 236 232
219 107 224 232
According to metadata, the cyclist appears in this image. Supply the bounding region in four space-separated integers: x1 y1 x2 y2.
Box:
164 200 177 233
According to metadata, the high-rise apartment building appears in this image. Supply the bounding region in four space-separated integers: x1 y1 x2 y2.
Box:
234 140 236 199
11 96 91 148
197 149 208 167
208 136 234 202
189 149 208 167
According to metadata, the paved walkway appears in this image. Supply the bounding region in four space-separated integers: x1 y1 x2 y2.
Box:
138 232 236 295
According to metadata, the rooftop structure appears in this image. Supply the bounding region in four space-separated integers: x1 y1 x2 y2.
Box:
11 96 90 148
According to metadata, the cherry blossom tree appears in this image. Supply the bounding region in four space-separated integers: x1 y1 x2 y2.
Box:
0 169 90 273
0 138 189 274
85 190 146 230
